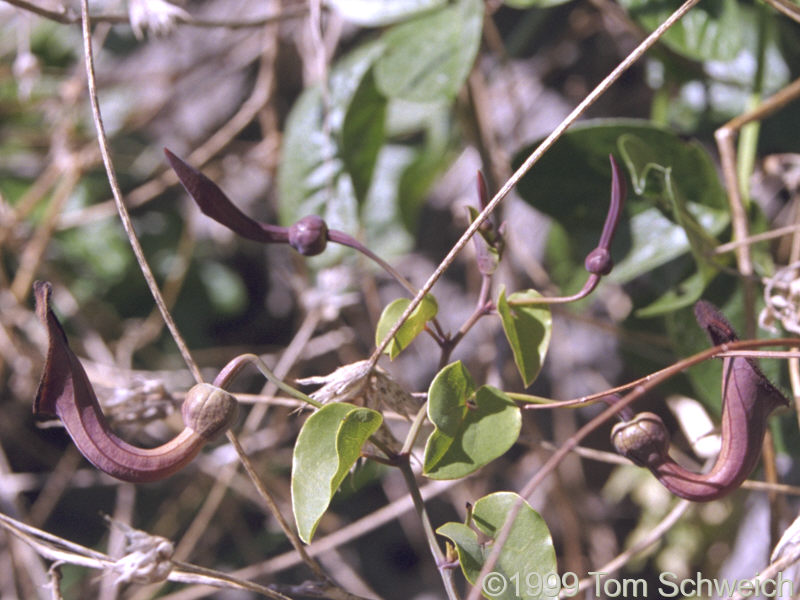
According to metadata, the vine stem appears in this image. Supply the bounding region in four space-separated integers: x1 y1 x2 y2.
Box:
468 334 797 600
211 353 331 583
398 459 461 600
369 0 703 371
512 347 800 410
79 9 332 584
439 275 493 367
79 0 202 384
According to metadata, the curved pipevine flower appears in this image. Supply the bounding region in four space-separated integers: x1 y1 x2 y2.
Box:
33 281 237 482
165 149 417 293
164 148 291 246
611 300 788 501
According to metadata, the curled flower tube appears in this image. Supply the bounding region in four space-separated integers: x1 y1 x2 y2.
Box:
33 281 237 482
611 301 788 501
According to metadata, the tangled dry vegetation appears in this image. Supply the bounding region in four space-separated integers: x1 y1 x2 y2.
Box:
3 0 800 599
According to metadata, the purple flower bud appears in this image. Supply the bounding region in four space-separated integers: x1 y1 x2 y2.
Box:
289 216 329 256
584 155 625 276
584 248 613 275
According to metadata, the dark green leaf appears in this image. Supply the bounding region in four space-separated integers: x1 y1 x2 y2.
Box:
617 133 724 316
636 269 713 318
342 69 387 203
513 119 729 286
393 101 454 229
617 0 742 61
278 43 384 264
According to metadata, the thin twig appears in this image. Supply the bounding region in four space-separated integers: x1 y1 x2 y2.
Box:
225 430 329 583
562 499 692 598
764 0 800 25
0 511 289 598
398 459 461 600
714 222 800 254
58 22 277 230
79 0 202 383
729 542 800 600
153 479 458 600
10 169 79 302
164 313 320 576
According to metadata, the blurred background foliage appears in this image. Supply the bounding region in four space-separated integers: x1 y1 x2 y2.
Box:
2 0 800 598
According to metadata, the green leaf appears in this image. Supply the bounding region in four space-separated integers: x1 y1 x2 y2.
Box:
278 42 384 265
292 403 382 543
496 288 552 387
279 42 446 268
329 0 446 26
617 133 725 316
391 100 455 229
374 295 438 359
513 119 729 287
635 269 712 318
342 69 387 204
423 362 521 479
617 0 741 61
359 145 417 258
437 492 557 599
423 361 475 468
374 0 483 102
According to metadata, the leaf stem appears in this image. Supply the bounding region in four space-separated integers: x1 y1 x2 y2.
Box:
401 405 430 456
214 354 322 409
397 459 461 600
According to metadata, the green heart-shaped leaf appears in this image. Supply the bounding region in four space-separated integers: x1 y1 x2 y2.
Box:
292 403 382 543
375 295 438 359
437 492 558 599
496 288 552 387
423 362 521 479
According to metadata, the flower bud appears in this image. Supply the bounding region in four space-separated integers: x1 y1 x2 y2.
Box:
289 216 328 256
584 248 613 275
